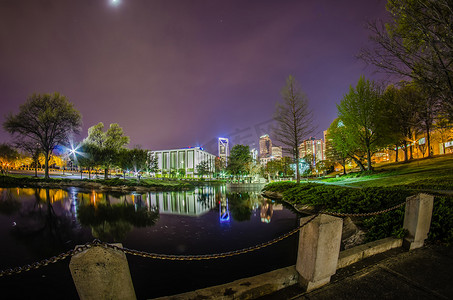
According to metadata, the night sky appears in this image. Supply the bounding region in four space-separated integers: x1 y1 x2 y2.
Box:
0 0 390 154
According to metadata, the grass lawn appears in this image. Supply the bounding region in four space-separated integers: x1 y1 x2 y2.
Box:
264 155 453 244
321 154 453 191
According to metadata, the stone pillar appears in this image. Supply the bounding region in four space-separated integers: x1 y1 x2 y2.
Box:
69 243 136 300
403 193 434 250
296 214 343 292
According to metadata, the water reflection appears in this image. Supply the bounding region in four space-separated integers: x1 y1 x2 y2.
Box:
0 186 284 244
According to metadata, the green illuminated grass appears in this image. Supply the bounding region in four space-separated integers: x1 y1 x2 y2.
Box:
322 154 453 191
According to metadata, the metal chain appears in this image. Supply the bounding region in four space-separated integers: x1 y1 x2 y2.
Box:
0 242 94 277
0 214 318 276
320 200 407 217
105 213 319 261
0 194 436 277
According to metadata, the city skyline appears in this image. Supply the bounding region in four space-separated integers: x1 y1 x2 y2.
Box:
0 0 390 150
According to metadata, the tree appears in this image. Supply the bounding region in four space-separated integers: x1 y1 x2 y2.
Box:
0 143 19 174
273 75 314 183
15 141 41 177
325 125 349 175
226 144 252 179
147 152 159 176
383 83 419 161
337 76 387 171
3 93 82 178
359 0 453 119
83 123 129 179
433 114 453 154
77 142 100 179
196 160 210 178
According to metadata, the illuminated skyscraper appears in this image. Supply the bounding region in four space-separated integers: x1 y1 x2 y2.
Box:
272 146 282 159
259 134 272 158
299 137 325 162
218 137 229 164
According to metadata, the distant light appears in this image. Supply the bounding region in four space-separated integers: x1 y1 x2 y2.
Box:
110 0 120 6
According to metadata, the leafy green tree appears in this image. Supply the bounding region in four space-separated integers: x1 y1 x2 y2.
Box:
3 93 82 178
359 0 452 119
264 160 282 180
325 125 349 174
77 142 101 179
196 160 210 178
83 123 129 179
273 75 314 183
147 152 159 176
280 157 295 178
382 84 418 161
226 145 252 179
337 76 387 171
117 148 133 179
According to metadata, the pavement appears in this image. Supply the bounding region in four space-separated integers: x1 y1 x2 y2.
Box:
258 244 453 300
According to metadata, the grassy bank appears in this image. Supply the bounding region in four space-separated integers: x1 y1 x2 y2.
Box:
263 181 453 245
322 154 453 190
0 174 196 191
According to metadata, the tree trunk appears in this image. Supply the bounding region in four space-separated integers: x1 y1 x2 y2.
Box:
104 168 108 180
44 152 50 179
295 152 300 184
403 143 408 162
426 125 432 157
342 158 346 175
350 156 366 172
366 149 372 171
394 144 399 162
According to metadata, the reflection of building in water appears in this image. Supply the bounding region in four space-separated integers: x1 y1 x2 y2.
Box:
219 198 230 223
260 202 274 223
273 204 283 210
147 187 216 216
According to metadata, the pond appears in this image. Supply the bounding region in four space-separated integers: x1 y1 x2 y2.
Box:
0 185 300 299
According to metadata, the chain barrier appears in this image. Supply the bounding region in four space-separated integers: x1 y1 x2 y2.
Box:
319 200 407 217
0 196 415 277
0 214 319 276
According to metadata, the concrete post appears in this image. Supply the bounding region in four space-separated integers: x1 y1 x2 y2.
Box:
69 243 136 300
296 214 343 292
403 193 434 250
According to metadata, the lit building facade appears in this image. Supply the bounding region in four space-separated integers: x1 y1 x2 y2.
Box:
299 137 325 162
272 146 282 159
218 137 229 165
250 148 258 161
150 147 215 177
259 134 272 157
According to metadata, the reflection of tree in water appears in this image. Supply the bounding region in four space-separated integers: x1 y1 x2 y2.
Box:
77 192 159 242
0 189 21 215
227 192 254 222
10 188 81 257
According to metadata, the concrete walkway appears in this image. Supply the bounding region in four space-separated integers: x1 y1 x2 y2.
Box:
259 244 453 300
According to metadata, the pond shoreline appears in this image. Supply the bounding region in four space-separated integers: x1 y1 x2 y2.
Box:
0 175 198 192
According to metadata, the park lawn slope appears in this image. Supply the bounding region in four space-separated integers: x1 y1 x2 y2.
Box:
322 154 453 191
262 181 453 245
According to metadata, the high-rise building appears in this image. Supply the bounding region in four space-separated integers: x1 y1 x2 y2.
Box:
259 134 272 158
250 148 258 161
272 146 282 159
299 137 325 162
218 137 229 164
